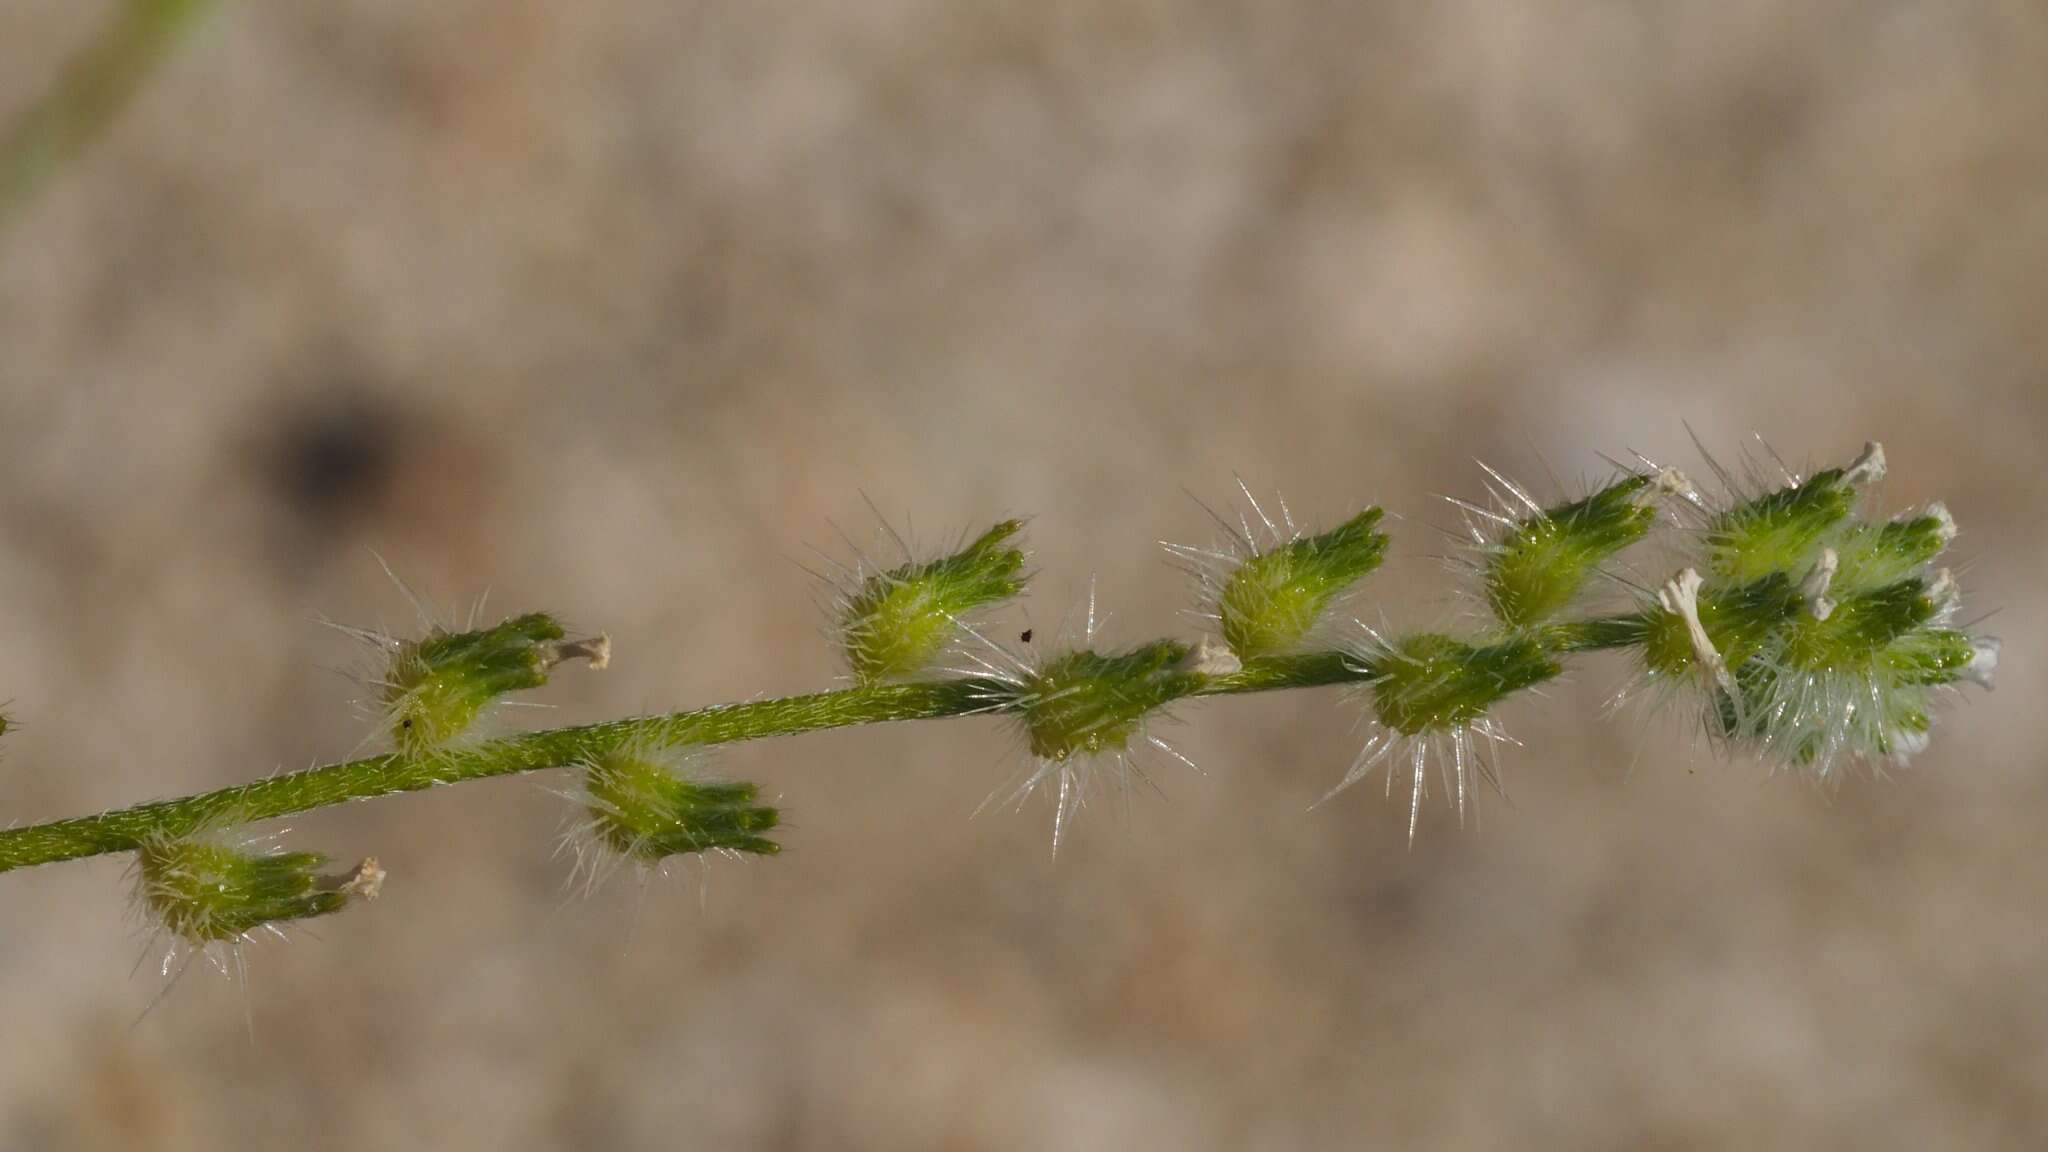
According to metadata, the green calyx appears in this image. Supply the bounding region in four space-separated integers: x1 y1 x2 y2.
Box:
1830 507 1953 593
384 612 607 755
1484 476 1658 628
136 839 379 943
1218 508 1388 659
583 751 780 861
1883 627 1980 687
842 520 1028 684
1776 578 1939 673
1366 633 1561 735
1705 466 1860 584
1022 641 1202 761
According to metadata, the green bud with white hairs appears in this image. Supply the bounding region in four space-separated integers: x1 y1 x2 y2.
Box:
1364 634 1562 737
839 519 1029 684
1480 473 1670 629
135 837 381 946
579 749 781 870
1701 441 1882 584
1213 508 1388 659
1166 490 1389 662
383 612 609 756
1020 641 1201 762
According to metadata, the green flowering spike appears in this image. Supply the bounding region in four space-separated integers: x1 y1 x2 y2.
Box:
1366 633 1561 735
580 750 781 871
1483 475 1663 629
841 520 1028 684
136 838 381 945
0 437 2005 890
1643 509 1996 777
1212 508 1388 659
1704 443 1883 583
1021 641 1200 761
384 612 609 754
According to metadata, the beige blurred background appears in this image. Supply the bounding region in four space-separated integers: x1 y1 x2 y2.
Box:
1 2 2045 1148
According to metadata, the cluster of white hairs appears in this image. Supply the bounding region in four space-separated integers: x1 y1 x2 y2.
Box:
0 437 1999 996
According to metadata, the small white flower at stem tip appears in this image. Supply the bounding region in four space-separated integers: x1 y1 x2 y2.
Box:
1928 569 1960 614
1658 567 1740 702
1644 467 1695 505
1887 725 1932 768
1801 548 1839 621
328 857 385 901
1844 441 1887 487
1926 501 1957 545
1965 637 2000 690
542 634 611 672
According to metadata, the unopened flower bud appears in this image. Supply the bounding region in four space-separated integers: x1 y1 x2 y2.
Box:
135 837 380 945
383 613 607 754
840 520 1028 684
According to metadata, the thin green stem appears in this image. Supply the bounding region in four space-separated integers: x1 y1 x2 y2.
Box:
0 678 990 872
1204 650 1364 693
0 617 1651 875
1538 612 1652 654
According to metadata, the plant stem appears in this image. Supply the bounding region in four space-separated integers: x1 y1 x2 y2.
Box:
0 616 1652 874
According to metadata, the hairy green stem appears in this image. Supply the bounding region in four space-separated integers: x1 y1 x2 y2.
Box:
0 614 1670 875
0 645 1409 873
1539 614 1653 654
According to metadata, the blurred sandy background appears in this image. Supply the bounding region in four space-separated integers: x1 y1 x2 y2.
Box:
1 2 2045 1148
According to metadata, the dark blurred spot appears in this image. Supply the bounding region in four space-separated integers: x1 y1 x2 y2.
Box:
261 392 406 539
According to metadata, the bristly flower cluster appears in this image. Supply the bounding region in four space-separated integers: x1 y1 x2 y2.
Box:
1630 440 1995 776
